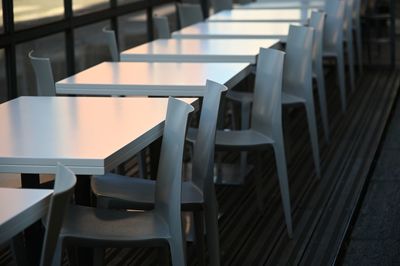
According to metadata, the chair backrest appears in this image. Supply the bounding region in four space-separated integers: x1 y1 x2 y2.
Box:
309 11 326 70
154 97 194 235
211 0 232 13
176 3 204 28
323 0 346 50
153 16 171 39
28 50 56 96
251 48 285 139
192 80 227 191
40 163 76 266
102 27 120 62
283 25 314 98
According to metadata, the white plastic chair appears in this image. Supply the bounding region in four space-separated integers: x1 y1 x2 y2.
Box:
40 163 77 266
323 0 347 112
177 3 204 28
102 27 120 62
310 11 330 143
153 16 171 39
211 0 232 13
50 98 194 265
91 80 227 266
212 48 293 237
28 50 56 96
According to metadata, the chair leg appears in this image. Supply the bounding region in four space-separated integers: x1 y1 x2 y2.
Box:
52 239 64 266
315 63 330 143
204 182 221 266
272 141 293 238
254 150 265 213
168 238 186 266
193 211 206 266
336 48 347 113
346 30 356 92
240 101 251 177
303 101 321 179
355 23 363 74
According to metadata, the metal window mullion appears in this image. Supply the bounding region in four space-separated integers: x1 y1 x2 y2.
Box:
64 0 75 75
3 0 17 99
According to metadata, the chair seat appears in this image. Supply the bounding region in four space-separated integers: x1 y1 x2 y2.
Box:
60 205 170 245
282 92 306 105
215 129 274 150
91 173 204 210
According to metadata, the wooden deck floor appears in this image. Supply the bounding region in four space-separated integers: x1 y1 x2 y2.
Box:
1 66 399 266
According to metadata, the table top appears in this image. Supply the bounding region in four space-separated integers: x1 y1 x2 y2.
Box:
56 62 251 96
0 188 52 244
0 96 196 175
235 1 324 9
172 22 297 39
120 38 279 64
208 9 312 23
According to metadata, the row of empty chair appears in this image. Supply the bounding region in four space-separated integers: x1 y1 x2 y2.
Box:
20 0 365 265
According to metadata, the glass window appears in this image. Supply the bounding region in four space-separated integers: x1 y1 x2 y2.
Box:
118 11 147 51
73 0 109 16
74 20 112 72
14 0 64 30
0 50 7 103
153 3 178 34
16 33 66 97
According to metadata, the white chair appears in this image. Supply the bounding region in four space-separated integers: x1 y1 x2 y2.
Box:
177 3 204 28
28 50 56 96
282 25 321 181
153 16 171 39
91 80 227 266
310 11 330 143
102 27 120 62
212 48 293 237
50 98 194 265
323 0 347 112
211 0 232 13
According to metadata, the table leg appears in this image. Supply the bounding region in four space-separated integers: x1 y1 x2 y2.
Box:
20 173 43 266
75 175 93 265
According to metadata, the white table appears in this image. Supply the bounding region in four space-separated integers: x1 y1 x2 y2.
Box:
0 96 196 176
56 62 251 96
120 39 279 64
0 188 52 244
172 22 297 39
207 9 313 23
235 1 324 9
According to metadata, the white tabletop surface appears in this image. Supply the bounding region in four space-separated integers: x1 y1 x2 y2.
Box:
0 96 196 175
235 0 324 9
0 188 52 244
207 9 312 23
120 38 279 64
56 62 251 96
172 22 298 39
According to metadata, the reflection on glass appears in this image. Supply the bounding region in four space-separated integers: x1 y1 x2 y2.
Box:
118 11 147 51
153 3 177 34
14 0 64 30
16 33 66 97
74 21 111 73
0 50 7 103
73 0 109 16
